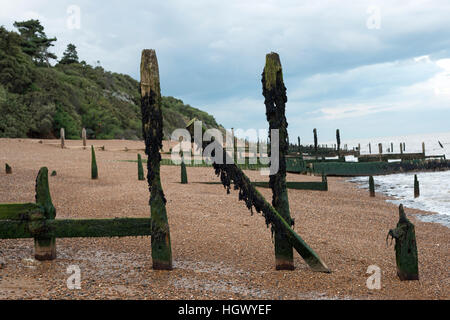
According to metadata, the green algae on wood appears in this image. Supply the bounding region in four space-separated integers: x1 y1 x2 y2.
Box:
0 218 152 239
387 205 419 281
140 49 172 270
34 167 56 260
138 154 145 181
0 203 45 221
262 52 294 270
91 145 98 179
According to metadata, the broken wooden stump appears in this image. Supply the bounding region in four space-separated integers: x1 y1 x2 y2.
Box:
369 175 375 197
414 174 420 198
387 205 419 281
140 49 173 270
5 163 12 174
60 128 65 149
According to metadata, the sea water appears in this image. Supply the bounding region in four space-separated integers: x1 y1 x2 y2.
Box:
333 131 450 228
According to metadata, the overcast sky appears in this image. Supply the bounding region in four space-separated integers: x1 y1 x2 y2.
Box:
1 0 450 143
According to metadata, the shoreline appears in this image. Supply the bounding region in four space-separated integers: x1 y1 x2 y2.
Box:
346 175 450 229
0 139 449 300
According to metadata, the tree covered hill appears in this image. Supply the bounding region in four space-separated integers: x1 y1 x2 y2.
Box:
0 20 222 140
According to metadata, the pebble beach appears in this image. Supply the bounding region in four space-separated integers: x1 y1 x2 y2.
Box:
0 138 448 300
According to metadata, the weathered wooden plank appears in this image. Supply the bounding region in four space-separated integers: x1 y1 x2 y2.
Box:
0 218 152 239
0 203 44 221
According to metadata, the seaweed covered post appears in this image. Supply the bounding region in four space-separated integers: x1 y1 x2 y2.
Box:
262 52 294 270
140 49 172 270
414 174 420 198
387 205 419 280
5 163 12 174
34 167 57 260
336 129 341 157
91 145 98 179
369 175 375 197
138 154 145 181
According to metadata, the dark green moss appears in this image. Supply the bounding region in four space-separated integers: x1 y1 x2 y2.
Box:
0 218 152 239
91 145 98 179
0 203 44 221
5 163 12 174
138 154 145 181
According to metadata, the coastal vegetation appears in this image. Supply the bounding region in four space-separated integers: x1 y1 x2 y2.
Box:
0 21 222 140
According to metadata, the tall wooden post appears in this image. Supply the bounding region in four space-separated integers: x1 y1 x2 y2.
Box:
336 129 341 158
262 52 294 270
369 143 372 154
313 128 318 156
391 142 394 153
378 143 383 154
82 128 87 148
140 49 172 270
400 142 403 154
60 128 65 149
422 142 425 155
34 167 56 260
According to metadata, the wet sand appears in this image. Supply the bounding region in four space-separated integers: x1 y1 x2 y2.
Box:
0 138 448 300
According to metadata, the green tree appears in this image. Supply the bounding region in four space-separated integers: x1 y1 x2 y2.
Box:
59 43 79 64
0 26 34 93
13 19 57 66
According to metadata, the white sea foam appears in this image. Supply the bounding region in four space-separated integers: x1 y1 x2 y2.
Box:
342 131 450 228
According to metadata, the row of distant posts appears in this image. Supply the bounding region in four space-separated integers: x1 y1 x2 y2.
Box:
60 128 87 149
367 142 426 155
